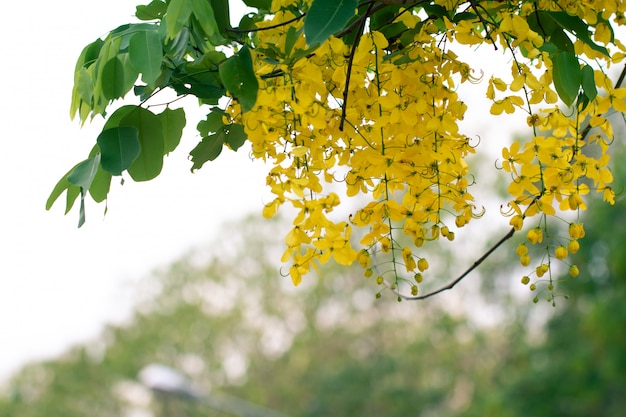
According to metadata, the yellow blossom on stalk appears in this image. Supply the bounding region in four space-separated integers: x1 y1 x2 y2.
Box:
568 240 580 254
402 247 417 272
214 0 621 293
527 228 543 245
555 246 568 261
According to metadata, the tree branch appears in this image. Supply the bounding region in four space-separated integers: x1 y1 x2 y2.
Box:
339 3 375 131
398 226 516 300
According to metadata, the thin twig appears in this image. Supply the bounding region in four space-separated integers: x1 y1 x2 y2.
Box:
469 0 498 50
226 14 305 33
339 3 375 131
398 227 516 300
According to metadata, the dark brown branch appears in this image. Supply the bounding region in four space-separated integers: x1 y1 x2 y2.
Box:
398 226 516 300
339 3 375 131
469 0 498 50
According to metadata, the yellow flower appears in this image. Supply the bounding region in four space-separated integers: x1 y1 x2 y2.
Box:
357 249 371 268
555 246 568 260
569 223 585 239
527 228 543 245
402 247 417 272
417 258 429 272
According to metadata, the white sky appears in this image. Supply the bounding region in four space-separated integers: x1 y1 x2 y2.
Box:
0 0 268 380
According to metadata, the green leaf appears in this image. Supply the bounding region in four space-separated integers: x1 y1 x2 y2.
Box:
550 28 575 55
97 127 141 175
66 155 104 228
101 57 128 100
192 0 219 39
89 168 112 203
197 108 226 135
129 29 163 85
189 133 226 170
546 11 609 56
224 123 247 151
105 106 165 181
76 67 94 104
552 52 581 107
85 145 112 203
68 154 102 190
304 0 357 46
581 64 598 102
191 111 247 169
47 164 81 212
136 0 167 20
219 46 258 112
158 107 187 154
284 26 299 55
165 0 194 40
209 0 232 40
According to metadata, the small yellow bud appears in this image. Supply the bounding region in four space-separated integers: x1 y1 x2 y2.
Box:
509 215 524 231
376 276 384 285
446 231 455 241
411 285 418 295
568 240 580 254
364 268 373 278
530 283 537 291
555 246 568 260
455 216 467 228
417 258 429 272
568 194 585 210
516 243 529 257
441 226 449 237
569 265 580 277
357 249 371 268
536 263 549 277
569 223 585 239
527 228 543 245
414 272 423 283
520 255 531 266
521 276 530 285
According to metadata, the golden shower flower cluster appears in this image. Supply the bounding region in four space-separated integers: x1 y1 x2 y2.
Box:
227 4 484 290
221 0 626 299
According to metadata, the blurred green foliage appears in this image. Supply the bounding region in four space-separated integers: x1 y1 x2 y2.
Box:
2 166 626 416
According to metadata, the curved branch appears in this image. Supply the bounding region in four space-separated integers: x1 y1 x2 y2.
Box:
398 226 516 300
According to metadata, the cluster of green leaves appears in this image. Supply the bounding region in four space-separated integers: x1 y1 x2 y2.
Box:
47 0 260 225
527 10 609 107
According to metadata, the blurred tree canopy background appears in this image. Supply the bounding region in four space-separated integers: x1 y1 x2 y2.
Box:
2 158 625 416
